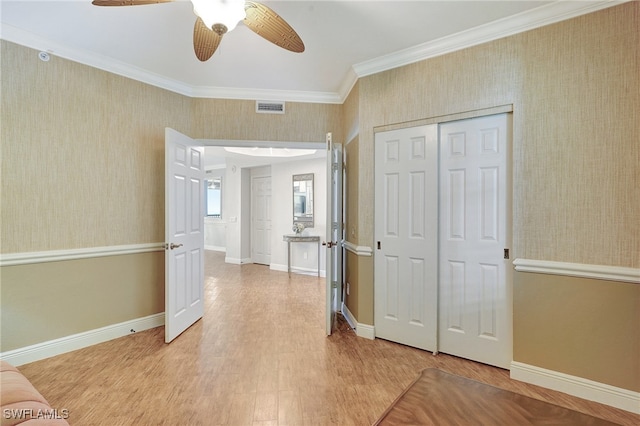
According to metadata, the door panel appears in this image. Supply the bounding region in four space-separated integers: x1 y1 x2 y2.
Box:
252 176 272 266
374 125 438 352
165 128 204 343
326 133 343 335
438 113 512 369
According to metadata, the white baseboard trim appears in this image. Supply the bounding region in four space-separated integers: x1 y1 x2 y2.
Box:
340 303 375 339
204 245 226 253
0 243 165 267
356 323 375 340
341 303 357 330
0 313 164 367
270 263 325 277
270 263 287 272
513 258 639 284
225 257 252 265
510 361 640 414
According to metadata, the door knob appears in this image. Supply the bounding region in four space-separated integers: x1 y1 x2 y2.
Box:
169 243 183 250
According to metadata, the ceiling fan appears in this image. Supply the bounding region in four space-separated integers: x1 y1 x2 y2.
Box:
91 0 305 62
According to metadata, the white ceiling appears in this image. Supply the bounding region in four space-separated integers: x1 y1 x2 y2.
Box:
0 1 623 103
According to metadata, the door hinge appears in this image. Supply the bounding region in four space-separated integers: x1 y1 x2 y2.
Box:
504 248 510 260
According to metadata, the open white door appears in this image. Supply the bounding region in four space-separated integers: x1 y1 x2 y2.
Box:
325 133 343 335
165 128 205 343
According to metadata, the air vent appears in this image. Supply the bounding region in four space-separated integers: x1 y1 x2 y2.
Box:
256 101 285 114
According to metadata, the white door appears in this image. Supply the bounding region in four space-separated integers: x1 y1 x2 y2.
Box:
252 176 272 266
438 113 512 369
325 133 343 335
374 125 438 351
165 128 205 343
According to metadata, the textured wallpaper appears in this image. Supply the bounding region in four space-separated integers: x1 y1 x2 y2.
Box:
2 3 638 267
517 5 639 268
1 40 193 253
191 98 343 144
0 41 343 254
358 2 639 268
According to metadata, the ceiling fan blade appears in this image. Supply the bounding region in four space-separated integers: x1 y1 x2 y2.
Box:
92 0 173 6
243 1 305 53
193 17 223 62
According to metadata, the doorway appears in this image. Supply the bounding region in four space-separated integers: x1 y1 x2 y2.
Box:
202 140 326 268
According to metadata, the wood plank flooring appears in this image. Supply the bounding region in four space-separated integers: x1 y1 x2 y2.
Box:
17 251 640 425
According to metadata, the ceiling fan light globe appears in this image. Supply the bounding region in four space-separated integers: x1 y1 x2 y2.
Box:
191 0 246 32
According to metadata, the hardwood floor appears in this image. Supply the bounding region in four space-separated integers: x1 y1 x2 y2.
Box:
18 251 639 425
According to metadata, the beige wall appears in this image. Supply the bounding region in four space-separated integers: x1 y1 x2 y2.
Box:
1 40 192 352
358 3 639 266
192 98 343 143
349 2 639 392
1 253 164 351
1 2 638 395
342 82 360 318
514 272 639 392
0 41 192 254
518 6 639 267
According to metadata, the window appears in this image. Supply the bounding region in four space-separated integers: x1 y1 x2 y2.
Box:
205 177 222 218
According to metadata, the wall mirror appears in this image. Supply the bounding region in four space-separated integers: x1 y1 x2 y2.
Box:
293 173 314 227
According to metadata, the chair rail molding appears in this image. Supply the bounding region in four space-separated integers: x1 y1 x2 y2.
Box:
0 243 165 267
513 258 639 284
342 241 372 257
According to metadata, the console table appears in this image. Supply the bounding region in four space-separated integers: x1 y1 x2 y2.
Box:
283 234 321 277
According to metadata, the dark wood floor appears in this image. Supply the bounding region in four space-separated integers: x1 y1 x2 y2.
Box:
375 369 620 425
17 251 639 425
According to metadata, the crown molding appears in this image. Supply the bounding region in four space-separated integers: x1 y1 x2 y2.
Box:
336 67 359 104
0 23 196 98
352 0 629 78
0 23 340 103
2 1 628 104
